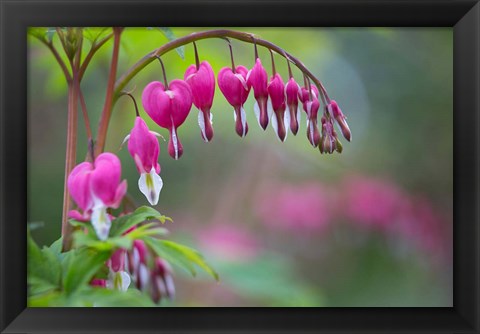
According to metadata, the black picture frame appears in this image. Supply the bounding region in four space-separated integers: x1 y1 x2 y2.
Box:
1 0 479 333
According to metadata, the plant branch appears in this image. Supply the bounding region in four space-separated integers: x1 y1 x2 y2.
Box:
94 28 123 157
77 83 93 141
61 73 79 251
78 32 114 82
113 29 330 105
40 40 72 82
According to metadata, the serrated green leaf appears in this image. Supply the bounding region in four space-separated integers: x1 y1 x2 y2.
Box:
72 230 133 251
28 229 62 295
144 237 218 281
63 248 111 295
145 237 196 277
48 236 63 255
126 222 169 240
109 206 170 237
156 27 185 59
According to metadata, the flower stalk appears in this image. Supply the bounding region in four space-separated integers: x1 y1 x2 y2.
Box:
95 27 123 157
61 74 79 251
113 29 330 106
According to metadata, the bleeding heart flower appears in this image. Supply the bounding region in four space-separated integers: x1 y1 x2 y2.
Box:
247 58 270 130
124 117 163 206
184 61 215 142
267 73 289 142
67 153 127 240
299 84 321 147
150 258 175 303
218 65 251 137
285 78 302 135
300 85 319 108
326 100 351 142
142 80 193 160
67 162 94 221
305 97 321 148
106 249 131 291
90 153 127 240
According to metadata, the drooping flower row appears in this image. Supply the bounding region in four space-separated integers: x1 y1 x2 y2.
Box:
142 53 351 160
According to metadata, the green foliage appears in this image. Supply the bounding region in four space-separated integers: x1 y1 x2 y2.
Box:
63 248 112 294
109 205 172 237
28 205 217 307
145 237 219 281
27 229 62 295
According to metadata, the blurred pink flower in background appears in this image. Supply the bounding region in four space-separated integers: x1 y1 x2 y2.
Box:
199 225 260 262
255 183 333 232
393 196 449 260
343 176 409 230
341 175 450 261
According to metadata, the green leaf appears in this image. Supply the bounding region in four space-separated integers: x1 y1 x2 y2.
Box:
109 206 171 237
28 27 57 43
48 236 63 255
145 238 196 277
28 27 48 41
145 238 218 281
156 27 185 59
28 230 62 295
63 248 111 295
71 288 156 307
126 222 169 240
72 230 133 251
28 290 66 307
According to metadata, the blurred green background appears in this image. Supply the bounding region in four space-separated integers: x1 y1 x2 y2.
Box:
28 27 452 307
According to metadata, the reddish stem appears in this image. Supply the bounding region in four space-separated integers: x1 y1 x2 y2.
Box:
94 27 123 157
61 75 79 251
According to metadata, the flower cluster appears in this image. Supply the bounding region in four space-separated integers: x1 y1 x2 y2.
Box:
141 45 351 159
90 239 175 303
126 239 175 303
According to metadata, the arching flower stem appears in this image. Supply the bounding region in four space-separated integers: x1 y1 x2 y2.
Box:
113 29 330 106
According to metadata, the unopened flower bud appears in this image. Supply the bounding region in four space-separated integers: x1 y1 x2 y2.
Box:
327 100 351 142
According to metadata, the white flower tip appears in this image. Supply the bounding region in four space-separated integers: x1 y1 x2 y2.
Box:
267 99 274 119
138 169 163 206
253 101 261 126
240 106 247 137
197 109 209 142
91 205 111 241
